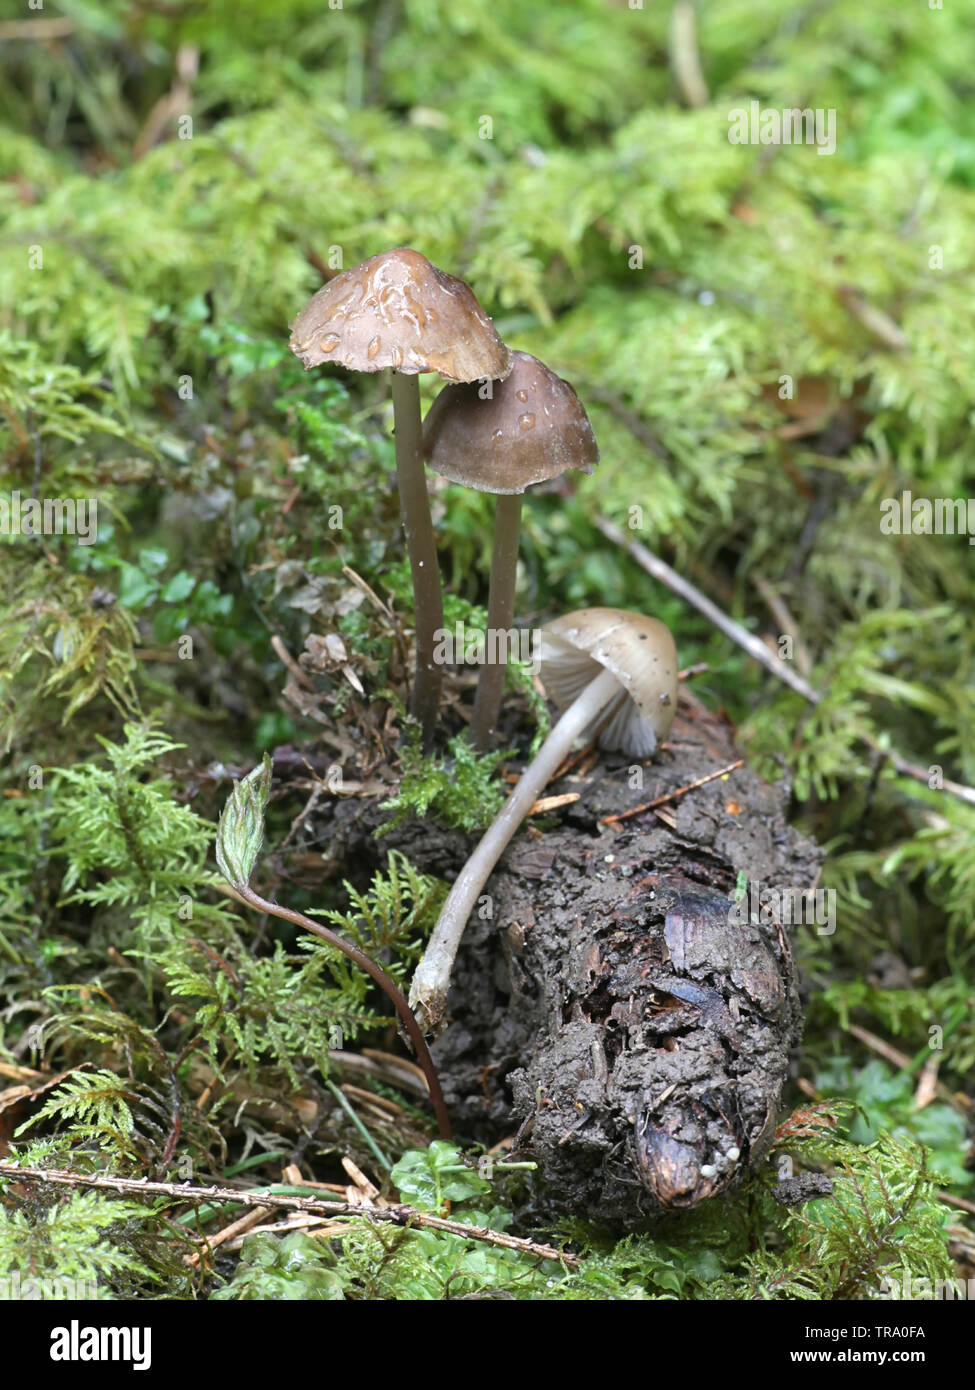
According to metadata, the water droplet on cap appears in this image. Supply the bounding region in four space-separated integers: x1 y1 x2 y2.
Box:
515 389 529 403
391 346 403 368
367 335 381 360
518 413 536 431
319 334 340 353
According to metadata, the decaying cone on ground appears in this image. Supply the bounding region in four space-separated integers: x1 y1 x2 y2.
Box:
313 684 823 1226
508 872 801 1220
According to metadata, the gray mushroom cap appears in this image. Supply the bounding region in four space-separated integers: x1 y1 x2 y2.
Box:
539 607 678 757
423 350 599 495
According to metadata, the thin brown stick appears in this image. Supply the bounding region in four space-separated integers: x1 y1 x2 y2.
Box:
845 1023 909 1071
938 1191 975 1217
341 564 395 621
669 1 710 108
596 516 820 701
596 515 975 808
751 574 813 678
341 1083 404 1119
133 44 199 159
0 1166 578 1268
185 1205 272 1268
600 760 744 825
361 1048 428 1091
846 1024 971 1115
270 634 314 691
0 18 75 39
551 739 598 783
837 285 908 351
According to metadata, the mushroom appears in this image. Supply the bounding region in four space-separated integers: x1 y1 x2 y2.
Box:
409 607 678 1030
423 351 599 751
289 248 511 748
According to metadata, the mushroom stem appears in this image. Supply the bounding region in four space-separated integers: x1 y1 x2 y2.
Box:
410 663 621 1030
392 371 444 750
470 492 522 751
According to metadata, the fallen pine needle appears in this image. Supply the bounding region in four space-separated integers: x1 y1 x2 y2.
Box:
600 760 744 825
528 792 580 816
340 1083 404 1119
185 1204 273 1267
551 740 598 783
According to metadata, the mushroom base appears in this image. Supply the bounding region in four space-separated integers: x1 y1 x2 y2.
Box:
305 697 823 1228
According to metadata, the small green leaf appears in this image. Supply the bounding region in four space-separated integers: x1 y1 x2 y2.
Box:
160 570 196 602
116 562 157 610
152 607 189 643
391 1142 493 1213
215 754 272 887
138 547 169 577
192 579 233 621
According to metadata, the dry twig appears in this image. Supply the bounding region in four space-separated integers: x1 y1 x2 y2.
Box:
669 2 709 108
596 515 975 808
600 760 744 826
0 1165 578 1268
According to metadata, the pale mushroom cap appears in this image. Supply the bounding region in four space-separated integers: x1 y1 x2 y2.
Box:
288 247 512 383
423 350 599 494
539 607 678 757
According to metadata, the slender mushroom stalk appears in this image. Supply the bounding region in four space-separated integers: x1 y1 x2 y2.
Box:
410 608 678 1032
391 371 443 731
423 351 599 751
470 492 522 748
289 248 511 749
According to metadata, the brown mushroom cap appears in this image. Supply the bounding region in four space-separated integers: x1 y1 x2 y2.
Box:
288 248 511 383
423 350 599 495
539 607 678 757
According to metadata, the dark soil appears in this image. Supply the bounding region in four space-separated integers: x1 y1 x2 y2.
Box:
306 690 823 1228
